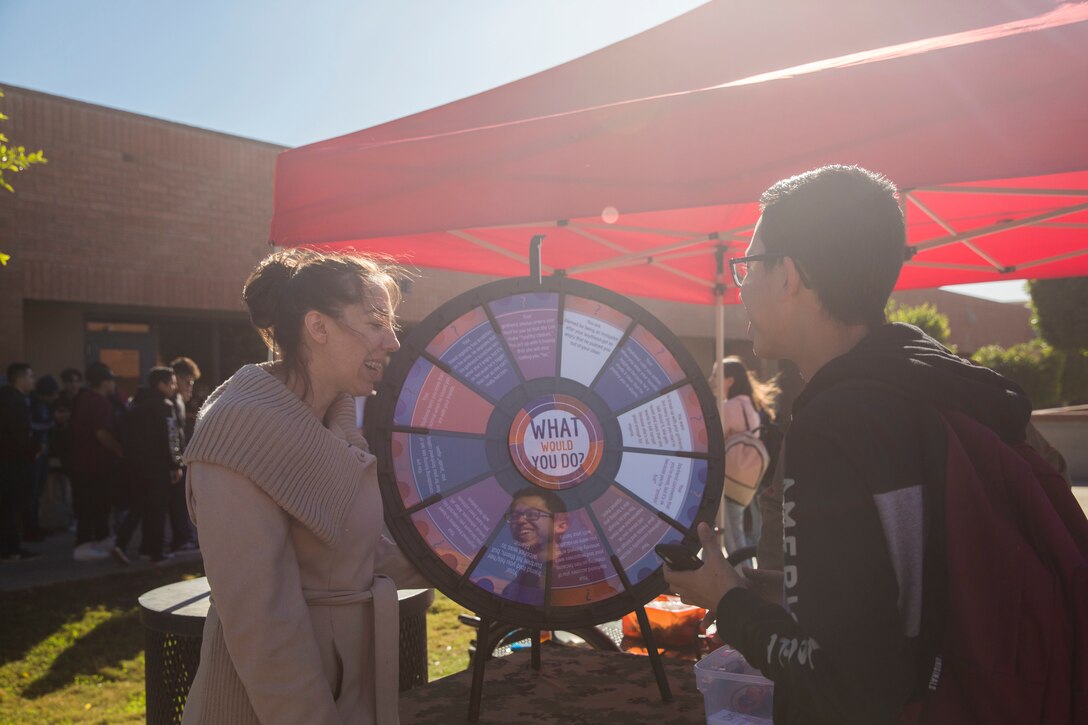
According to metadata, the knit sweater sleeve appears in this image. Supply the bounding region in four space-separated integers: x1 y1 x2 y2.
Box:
189 462 341 725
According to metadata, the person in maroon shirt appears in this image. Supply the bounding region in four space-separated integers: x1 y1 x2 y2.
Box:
70 361 123 561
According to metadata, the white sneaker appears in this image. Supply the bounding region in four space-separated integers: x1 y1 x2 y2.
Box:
73 542 110 561
111 546 132 565
93 538 114 552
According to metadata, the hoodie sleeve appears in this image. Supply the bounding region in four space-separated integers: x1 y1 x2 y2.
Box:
716 386 939 724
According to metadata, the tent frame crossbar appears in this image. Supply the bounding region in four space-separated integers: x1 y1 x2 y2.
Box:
449 230 556 272
565 225 715 288
492 218 716 238
905 260 1009 273
1013 246 1088 272
906 245 1088 274
910 185 1088 198
905 192 1008 272
910 201 1088 254
564 223 753 276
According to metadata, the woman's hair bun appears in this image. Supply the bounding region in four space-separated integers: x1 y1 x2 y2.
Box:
242 249 314 331
240 247 403 378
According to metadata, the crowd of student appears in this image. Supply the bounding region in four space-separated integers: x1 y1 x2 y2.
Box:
0 356 203 564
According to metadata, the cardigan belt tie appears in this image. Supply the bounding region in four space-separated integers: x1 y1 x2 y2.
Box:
303 575 399 724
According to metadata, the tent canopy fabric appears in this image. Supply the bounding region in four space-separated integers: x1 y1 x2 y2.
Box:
271 0 1088 305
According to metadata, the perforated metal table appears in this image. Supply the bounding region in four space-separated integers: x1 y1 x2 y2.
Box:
138 577 433 725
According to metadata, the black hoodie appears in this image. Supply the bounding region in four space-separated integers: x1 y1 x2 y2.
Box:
714 324 1031 725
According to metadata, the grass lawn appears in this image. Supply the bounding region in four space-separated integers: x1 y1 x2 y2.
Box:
0 563 473 724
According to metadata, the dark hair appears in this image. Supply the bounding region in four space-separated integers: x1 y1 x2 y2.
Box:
5 362 31 383
509 487 567 514
712 356 781 420
759 165 905 328
34 374 59 397
169 356 202 380
148 367 176 390
85 361 115 386
60 368 83 384
129 386 151 408
242 248 402 394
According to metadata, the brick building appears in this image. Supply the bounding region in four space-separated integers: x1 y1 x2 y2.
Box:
0 85 1032 397
0 86 278 394
0 86 752 395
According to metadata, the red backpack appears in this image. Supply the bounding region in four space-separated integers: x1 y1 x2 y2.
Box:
904 408 1088 724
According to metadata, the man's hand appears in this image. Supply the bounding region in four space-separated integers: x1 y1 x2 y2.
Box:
170 469 183 484
663 522 744 612
741 566 785 605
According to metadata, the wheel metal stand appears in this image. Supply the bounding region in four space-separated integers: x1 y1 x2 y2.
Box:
465 604 672 723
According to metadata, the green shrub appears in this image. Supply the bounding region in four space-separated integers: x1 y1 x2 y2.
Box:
971 340 1063 409
1028 278 1088 351
1059 348 1088 406
886 301 952 347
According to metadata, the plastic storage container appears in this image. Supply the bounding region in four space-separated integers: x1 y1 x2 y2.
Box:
694 646 774 724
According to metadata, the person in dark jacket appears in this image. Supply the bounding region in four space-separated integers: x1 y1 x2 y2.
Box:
26 374 60 541
665 166 1034 724
113 367 182 564
70 361 123 561
1 362 42 560
166 356 200 552
51 368 83 480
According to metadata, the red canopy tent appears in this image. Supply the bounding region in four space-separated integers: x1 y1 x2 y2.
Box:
272 0 1088 311
271 1 1088 541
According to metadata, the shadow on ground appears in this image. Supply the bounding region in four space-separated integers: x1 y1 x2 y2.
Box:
21 609 143 698
1 560 204 696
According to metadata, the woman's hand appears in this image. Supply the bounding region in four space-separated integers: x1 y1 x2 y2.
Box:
663 522 745 611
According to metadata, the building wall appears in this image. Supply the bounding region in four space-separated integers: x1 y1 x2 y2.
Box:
889 288 1033 354
22 301 84 379
0 85 279 366
0 86 751 379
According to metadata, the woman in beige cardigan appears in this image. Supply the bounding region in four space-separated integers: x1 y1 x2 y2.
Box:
181 250 427 724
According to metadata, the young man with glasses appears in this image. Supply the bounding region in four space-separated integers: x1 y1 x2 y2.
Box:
502 488 568 606
501 487 612 606
666 165 1040 723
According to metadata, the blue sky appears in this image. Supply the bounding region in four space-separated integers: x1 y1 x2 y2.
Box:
1 0 707 147
0 0 1030 302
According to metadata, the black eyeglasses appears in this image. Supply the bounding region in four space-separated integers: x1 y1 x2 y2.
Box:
729 254 810 287
505 508 554 523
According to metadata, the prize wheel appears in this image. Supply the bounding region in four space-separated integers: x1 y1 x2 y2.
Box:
366 276 723 630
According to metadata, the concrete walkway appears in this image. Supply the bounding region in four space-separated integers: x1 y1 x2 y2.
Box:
3 488 1085 594
0 529 201 593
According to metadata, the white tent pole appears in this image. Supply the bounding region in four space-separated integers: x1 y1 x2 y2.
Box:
714 245 727 553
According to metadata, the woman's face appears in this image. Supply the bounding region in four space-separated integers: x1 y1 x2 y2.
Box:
328 283 401 397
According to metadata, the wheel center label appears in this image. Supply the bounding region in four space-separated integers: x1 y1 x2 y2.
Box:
509 394 603 489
